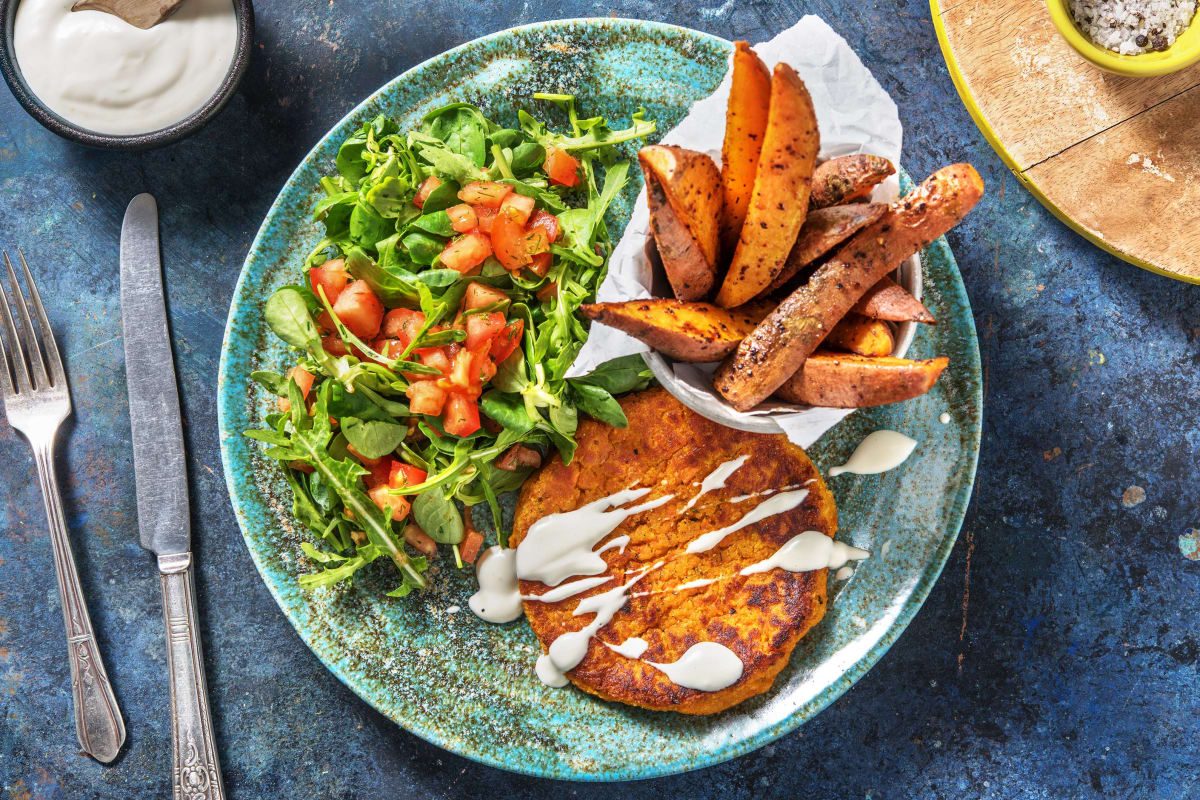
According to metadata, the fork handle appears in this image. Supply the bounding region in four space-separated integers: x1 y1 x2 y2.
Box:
159 552 226 800
33 445 126 763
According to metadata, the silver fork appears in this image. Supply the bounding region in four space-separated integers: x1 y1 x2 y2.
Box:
0 250 125 763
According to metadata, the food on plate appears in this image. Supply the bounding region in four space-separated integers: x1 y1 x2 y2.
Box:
852 275 936 324
808 154 896 209
718 42 772 256
1069 0 1197 54
774 353 950 408
639 145 723 300
246 95 657 596
714 64 820 309
823 313 894 357
511 388 857 714
714 163 984 411
578 299 769 362
761 203 888 297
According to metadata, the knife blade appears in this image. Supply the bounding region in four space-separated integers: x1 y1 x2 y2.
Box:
120 192 190 557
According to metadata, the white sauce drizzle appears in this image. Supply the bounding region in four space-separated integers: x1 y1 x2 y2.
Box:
740 531 870 575
834 565 855 581
828 430 917 477
646 642 744 691
535 655 569 687
604 637 650 659
673 577 719 592
681 455 748 512
524 575 612 603
939 412 951 424
516 488 673 586
468 547 524 623
686 489 810 553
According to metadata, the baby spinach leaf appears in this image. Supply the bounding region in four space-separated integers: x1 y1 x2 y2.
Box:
251 370 287 396
349 202 392 251
265 287 321 349
409 210 455 238
419 180 461 213
480 390 537 434
510 142 546 174
402 230 445 266
570 353 653 395
366 176 411 218
411 491 465 544
422 103 490 166
341 417 406 460
569 382 627 427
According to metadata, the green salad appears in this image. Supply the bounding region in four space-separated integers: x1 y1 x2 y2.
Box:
246 95 656 597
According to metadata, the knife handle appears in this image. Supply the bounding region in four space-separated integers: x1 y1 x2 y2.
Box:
158 552 226 800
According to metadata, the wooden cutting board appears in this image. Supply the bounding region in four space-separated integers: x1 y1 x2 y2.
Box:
932 0 1200 283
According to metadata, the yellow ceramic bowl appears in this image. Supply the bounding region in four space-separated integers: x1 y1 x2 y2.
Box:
1046 0 1200 76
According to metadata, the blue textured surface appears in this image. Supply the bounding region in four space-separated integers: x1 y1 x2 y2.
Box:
1 1 1197 797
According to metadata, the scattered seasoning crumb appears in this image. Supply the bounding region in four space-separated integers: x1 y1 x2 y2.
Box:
446 605 460 614
1121 485 1146 507
1069 0 1197 54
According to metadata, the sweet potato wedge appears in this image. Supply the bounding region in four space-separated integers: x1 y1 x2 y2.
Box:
640 146 723 301
809 155 896 209
719 42 772 257
774 353 949 408
713 163 984 411
853 276 936 324
714 64 820 309
823 314 894 357
762 204 888 297
579 299 770 363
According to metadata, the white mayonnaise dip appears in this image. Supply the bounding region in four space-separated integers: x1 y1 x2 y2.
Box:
828 430 917 477
13 0 238 135
740 530 869 575
467 547 523 624
647 642 744 692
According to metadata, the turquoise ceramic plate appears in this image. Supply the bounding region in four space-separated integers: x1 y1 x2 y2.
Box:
217 18 982 781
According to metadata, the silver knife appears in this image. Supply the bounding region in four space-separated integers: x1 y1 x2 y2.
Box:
120 194 226 800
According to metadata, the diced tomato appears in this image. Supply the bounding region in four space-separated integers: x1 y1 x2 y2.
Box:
524 228 550 256
474 348 497 385
529 210 561 243
458 181 512 208
490 213 531 270
442 392 481 437
499 192 535 225
322 334 349 356
389 462 428 488
368 484 411 522
463 282 509 311
535 281 557 303
406 379 447 415
332 280 383 340
382 308 426 347
289 460 315 474
440 231 493 274
465 311 506 350
544 145 580 187
416 347 452 379
488 319 523 363
414 175 442 208
288 366 315 397
472 205 499 233
528 252 552 277
347 443 384 466
446 203 478 233
446 347 477 392
309 258 349 305
317 310 335 333
370 337 406 361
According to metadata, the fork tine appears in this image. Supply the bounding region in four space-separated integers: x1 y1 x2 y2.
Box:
2 251 48 389
17 250 65 387
0 254 29 393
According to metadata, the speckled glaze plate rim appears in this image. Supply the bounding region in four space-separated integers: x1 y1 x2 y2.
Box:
217 17 983 781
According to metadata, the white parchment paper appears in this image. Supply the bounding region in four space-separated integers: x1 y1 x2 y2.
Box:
567 15 905 447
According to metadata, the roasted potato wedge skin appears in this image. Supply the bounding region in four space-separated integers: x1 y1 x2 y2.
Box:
719 42 772 257
824 313 894 357
775 353 949 408
644 173 717 301
639 145 723 270
713 163 983 411
809 155 896 209
579 299 770 363
853 275 936 324
762 204 888 297
715 63 820 309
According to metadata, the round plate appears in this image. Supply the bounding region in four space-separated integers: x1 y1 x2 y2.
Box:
217 18 983 781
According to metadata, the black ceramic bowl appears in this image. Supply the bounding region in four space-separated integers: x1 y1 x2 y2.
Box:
0 0 253 150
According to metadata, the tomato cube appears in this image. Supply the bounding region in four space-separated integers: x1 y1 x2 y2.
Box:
447 347 477 391
440 232 493 274
529 210 561 243
368 484 411 522
322 334 349 357
332 280 384 340
310 258 349 305
544 145 580 187
382 308 426 347
406 379 447 415
472 205 499 233
465 312 506 350
463 282 509 311
499 192 535 225
446 203 478 233
524 228 550 256
490 213 531 270
458 181 512 208
414 175 442 208
528 252 552 277
389 462 428 488
416 347 452 379
288 366 315 397
488 319 523 363
442 392 481 437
